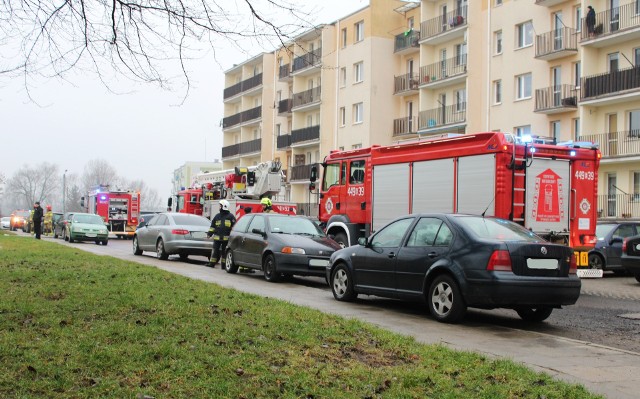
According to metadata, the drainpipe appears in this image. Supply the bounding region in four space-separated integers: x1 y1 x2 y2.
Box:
485 2 492 131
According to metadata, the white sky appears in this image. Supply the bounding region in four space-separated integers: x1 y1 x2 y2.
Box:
0 0 368 203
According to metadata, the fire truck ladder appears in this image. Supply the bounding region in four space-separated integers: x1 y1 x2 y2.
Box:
510 153 529 224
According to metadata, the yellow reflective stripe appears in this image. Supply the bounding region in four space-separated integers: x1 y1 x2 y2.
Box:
224 220 232 227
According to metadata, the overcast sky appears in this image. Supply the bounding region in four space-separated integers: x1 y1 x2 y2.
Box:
0 0 368 204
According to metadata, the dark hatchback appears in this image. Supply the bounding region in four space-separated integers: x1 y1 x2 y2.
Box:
589 221 640 273
621 235 640 283
327 213 580 323
225 213 341 282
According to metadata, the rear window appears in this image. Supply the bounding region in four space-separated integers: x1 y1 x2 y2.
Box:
595 224 615 239
172 214 210 226
455 216 543 242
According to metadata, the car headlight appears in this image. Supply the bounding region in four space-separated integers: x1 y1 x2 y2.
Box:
100 229 108 234
281 247 306 255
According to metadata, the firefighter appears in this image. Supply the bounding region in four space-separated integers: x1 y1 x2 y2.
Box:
32 201 44 239
43 205 53 236
261 197 275 213
206 199 236 268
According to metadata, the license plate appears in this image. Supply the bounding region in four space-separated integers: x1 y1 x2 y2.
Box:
190 231 207 239
573 251 589 267
527 258 558 270
85 233 97 238
309 259 329 267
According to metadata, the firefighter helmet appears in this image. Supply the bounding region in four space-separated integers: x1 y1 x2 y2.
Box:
46 205 52 211
219 199 230 211
260 198 272 207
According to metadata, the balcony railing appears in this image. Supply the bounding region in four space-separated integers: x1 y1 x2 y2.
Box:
279 64 291 80
580 66 640 100
535 27 578 59
418 104 466 131
292 86 321 108
276 134 291 149
278 99 292 114
221 138 262 159
291 125 320 145
290 163 320 181
420 54 467 84
394 73 420 94
222 106 262 129
420 6 467 41
292 48 322 73
597 194 640 219
581 2 640 41
534 84 578 113
394 30 420 52
579 130 640 158
393 116 418 136
223 73 263 100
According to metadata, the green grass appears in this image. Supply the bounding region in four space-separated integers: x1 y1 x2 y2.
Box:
0 234 602 398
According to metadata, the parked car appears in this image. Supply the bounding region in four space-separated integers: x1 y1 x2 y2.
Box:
51 212 63 234
621 235 640 283
67 213 109 245
133 212 213 260
327 213 581 323
1 217 10 229
10 210 31 231
54 212 75 240
225 213 341 282
589 221 640 273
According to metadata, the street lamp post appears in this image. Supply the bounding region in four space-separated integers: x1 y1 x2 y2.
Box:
63 170 67 214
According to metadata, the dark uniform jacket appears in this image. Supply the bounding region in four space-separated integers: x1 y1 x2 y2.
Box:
208 210 236 241
33 206 44 223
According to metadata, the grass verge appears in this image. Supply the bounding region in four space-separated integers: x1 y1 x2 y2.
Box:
0 234 602 398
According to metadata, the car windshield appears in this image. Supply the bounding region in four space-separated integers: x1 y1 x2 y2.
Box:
456 216 543 242
172 214 210 226
269 216 325 236
595 224 616 239
73 214 104 224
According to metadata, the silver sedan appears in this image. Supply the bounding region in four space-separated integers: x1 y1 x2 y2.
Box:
133 212 213 261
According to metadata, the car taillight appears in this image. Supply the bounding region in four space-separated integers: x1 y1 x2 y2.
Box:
487 250 512 272
172 229 189 235
568 255 577 275
580 234 597 246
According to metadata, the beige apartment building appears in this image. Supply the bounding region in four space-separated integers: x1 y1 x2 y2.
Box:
221 0 640 218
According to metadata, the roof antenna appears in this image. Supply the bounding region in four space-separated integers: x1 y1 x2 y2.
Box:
481 195 495 218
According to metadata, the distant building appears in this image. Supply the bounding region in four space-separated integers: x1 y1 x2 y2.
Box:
172 161 223 195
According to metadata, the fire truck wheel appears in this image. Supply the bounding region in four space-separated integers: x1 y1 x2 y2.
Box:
133 236 143 255
262 254 281 282
156 238 169 260
515 306 553 322
427 274 466 323
330 263 357 301
588 253 604 270
333 232 349 248
225 250 239 274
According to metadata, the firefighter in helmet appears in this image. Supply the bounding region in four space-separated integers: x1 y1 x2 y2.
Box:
261 197 275 213
43 205 53 236
206 199 236 268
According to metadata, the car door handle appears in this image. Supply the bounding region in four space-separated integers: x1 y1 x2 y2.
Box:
428 251 439 259
388 252 396 258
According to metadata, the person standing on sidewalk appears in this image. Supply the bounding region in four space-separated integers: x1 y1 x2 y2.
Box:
32 202 44 239
206 200 236 268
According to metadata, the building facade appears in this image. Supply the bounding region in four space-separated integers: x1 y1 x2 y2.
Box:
172 161 223 195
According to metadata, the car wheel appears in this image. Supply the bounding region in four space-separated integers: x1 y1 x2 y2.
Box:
427 274 466 323
102 240 108 246
179 253 189 261
133 236 142 255
95 240 100 245
225 250 239 274
262 254 281 282
330 263 357 301
516 306 553 322
68 235 75 243
333 232 349 248
635 274 640 283
588 253 605 270
156 238 169 260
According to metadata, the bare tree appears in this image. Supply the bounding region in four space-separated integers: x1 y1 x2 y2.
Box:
126 178 163 211
1 1 313 98
6 163 60 208
81 159 120 193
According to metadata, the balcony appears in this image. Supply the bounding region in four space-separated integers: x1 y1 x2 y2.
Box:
394 30 420 54
292 86 321 110
221 138 262 159
419 6 467 45
291 48 322 75
393 116 418 136
393 73 420 95
580 3 640 46
290 163 320 182
418 104 466 133
222 106 262 129
579 130 640 159
535 27 578 60
534 84 578 114
597 194 640 219
535 0 566 6
279 64 291 81
580 66 640 105
276 134 291 149
419 54 467 89
278 99 292 115
291 125 320 146
223 73 263 101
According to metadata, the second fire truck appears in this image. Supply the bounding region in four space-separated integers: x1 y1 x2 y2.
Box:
81 186 141 239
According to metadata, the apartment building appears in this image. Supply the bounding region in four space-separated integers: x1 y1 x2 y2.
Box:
221 0 640 218
172 161 222 195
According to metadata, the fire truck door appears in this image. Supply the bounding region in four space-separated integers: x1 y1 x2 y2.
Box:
412 159 455 214
320 161 346 219
457 154 497 215
345 159 367 223
372 163 410 232
525 159 570 234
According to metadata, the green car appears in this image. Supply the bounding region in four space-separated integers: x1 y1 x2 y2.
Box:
68 213 109 245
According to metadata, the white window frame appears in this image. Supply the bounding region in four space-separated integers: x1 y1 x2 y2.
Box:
551 120 561 141
575 6 582 33
516 73 532 100
573 118 580 141
630 109 640 137
340 67 346 87
341 28 347 48
355 21 364 42
353 102 363 124
495 30 503 55
340 107 346 127
354 62 364 83
517 21 533 48
455 89 466 112
494 80 502 104
515 125 532 137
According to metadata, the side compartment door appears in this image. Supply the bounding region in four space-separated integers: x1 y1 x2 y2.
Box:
372 163 410 233
412 159 455 213
457 154 496 215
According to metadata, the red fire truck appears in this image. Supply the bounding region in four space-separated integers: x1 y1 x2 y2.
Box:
170 161 297 219
82 186 141 239
317 132 601 274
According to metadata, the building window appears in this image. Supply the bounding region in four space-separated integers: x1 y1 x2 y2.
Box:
455 44 466 65
574 61 581 88
608 52 619 72
355 21 364 42
517 21 533 48
634 172 640 200
573 118 581 141
340 67 346 87
495 0 502 5
551 121 561 141
495 31 503 54
352 144 362 150
354 62 363 83
516 73 532 100
494 80 502 104
635 48 640 68
575 6 582 32
341 28 347 48
630 110 640 137
353 102 363 124
340 107 346 127
455 89 466 111
515 125 532 137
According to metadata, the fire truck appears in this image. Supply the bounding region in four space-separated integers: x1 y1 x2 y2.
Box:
81 185 141 239
317 132 601 276
169 161 297 219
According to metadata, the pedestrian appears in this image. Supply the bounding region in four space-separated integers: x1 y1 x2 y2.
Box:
32 201 44 239
586 6 596 37
260 197 276 213
206 199 236 268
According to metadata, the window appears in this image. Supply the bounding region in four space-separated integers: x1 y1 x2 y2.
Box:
349 160 365 184
573 118 580 141
340 67 346 87
517 21 533 48
574 61 581 88
575 6 582 32
551 121 561 141
608 52 619 73
634 172 640 200
515 125 532 137
495 0 503 5
353 102 363 124
516 73 532 99
455 89 466 111
355 21 364 42
371 218 413 248
341 28 347 48
339 107 346 127
494 30 503 54
354 62 363 83
635 48 640 68
407 218 453 247
494 80 502 104
247 215 265 234
630 110 640 137
455 44 466 65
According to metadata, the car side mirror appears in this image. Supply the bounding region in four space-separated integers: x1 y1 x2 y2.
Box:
610 236 623 245
357 237 368 246
252 228 266 237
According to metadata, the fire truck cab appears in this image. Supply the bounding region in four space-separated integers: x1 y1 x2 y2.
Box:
82 186 141 239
